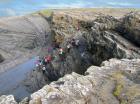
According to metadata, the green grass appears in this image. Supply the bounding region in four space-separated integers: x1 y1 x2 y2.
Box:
113 84 123 97
39 9 53 16
33 9 53 17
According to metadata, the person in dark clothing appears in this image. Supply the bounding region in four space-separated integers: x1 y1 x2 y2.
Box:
53 41 60 50
42 65 46 74
75 39 80 48
58 48 65 61
71 38 76 46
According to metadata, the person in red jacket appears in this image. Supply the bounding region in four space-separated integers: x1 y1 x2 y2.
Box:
45 55 52 63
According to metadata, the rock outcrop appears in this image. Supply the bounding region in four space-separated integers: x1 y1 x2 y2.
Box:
0 10 140 104
0 14 51 72
29 59 140 104
40 11 140 81
0 54 4 63
0 95 17 104
1 59 139 104
120 12 140 46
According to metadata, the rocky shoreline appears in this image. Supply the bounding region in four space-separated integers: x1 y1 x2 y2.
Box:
0 9 140 104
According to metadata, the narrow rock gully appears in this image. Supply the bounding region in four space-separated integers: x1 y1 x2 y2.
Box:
0 12 140 103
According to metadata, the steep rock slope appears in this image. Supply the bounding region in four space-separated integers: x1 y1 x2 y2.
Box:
0 14 51 72
22 11 140 95
41 11 140 80
0 10 140 104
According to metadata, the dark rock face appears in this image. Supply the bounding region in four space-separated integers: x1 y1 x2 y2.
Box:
0 54 4 63
121 12 140 46
83 15 140 65
43 12 140 81
23 12 140 94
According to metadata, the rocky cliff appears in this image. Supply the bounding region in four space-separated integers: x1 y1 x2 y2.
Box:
1 59 140 104
0 14 51 73
0 9 140 104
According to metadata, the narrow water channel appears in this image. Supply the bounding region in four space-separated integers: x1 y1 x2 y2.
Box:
0 57 38 101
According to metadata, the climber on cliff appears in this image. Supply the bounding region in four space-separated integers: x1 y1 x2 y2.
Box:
67 43 72 53
35 60 39 68
53 40 60 50
44 55 52 64
75 39 80 48
71 38 76 46
58 48 65 61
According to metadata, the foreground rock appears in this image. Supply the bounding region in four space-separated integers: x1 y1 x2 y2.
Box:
1 59 139 104
29 59 140 104
0 95 17 104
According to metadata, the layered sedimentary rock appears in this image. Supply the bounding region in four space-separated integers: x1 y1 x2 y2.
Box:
0 14 51 72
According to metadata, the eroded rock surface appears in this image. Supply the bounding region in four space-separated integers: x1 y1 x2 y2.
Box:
0 10 140 104
0 95 17 104
29 59 140 104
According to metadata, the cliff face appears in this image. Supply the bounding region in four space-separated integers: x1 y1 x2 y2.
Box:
0 14 51 72
37 11 140 81
27 11 140 104
0 9 140 104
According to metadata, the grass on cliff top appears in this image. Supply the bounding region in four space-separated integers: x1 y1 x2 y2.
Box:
32 8 140 17
33 9 53 17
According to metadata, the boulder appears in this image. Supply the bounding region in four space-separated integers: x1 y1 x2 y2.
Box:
0 95 17 104
29 59 140 104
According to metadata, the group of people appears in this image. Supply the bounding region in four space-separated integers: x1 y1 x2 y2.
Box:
35 38 80 74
